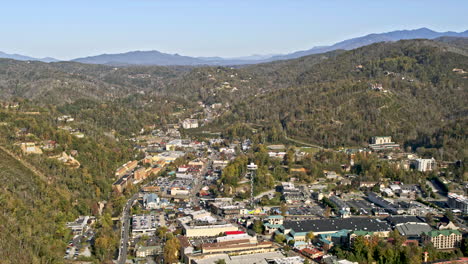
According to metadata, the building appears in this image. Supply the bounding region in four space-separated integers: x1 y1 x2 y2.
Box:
115 160 138 177
201 240 275 255
437 216 459 230
66 216 92 235
153 151 185 163
414 158 436 172
386 215 433 241
329 196 350 212
280 218 391 243
143 193 161 209
135 245 162 258
422 230 462 249
170 187 190 196
301 248 324 259
448 193 468 214
112 174 133 193
182 119 199 129
369 136 399 151
188 251 285 264
20 142 43 154
264 215 284 234
182 222 238 238
371 136 393 145
134 167 152 181
211 204 243 218
367 192 404 215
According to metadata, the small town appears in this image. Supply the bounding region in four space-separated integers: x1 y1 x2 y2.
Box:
0 3 467 264
49 115 467 264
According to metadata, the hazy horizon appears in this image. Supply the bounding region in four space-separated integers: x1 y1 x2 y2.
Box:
2 0 468 60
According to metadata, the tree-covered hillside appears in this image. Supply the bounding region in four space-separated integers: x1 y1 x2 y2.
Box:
215 39 468 159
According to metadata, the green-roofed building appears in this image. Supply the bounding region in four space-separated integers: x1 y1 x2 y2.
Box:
422 230 462 249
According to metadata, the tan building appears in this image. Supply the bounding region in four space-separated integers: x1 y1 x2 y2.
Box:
182 223 238 238
422 230 462 249
134 167 152 181
20 142 43 155
201 239 275 255
115 160 138 177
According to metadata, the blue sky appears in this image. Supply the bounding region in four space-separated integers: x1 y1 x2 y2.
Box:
2 0 467 60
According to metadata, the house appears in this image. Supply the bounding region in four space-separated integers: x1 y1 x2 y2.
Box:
51 152 81 168
20 142 43 155
360 181 379 189
437 216 459 230
369 83 385 92
41 140 57 150
422 230 462 249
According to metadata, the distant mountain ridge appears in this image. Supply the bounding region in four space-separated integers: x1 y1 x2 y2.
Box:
270 27 468 61
0 51 58 62
2 28 467 65
71 28 468 66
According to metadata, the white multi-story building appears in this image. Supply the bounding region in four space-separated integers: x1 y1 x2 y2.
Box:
448 193 468 214
415 158 436 172
182 119 199 129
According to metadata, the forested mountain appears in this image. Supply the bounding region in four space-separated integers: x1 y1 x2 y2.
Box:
214 39 468 159
1 38 467 158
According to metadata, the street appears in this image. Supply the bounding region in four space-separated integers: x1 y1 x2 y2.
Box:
117 193 138 264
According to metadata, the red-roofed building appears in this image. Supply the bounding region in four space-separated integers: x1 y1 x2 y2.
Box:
225 231 245 235
301 248 324 259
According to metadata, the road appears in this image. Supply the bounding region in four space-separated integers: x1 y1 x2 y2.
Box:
191 154 213 206
117 193 139 264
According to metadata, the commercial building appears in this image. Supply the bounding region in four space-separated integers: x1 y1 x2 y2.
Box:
188 251 286 264
367 192 405 215
182 222 238 238
201 240 275 255
422 230 462 249
414 158 436 172
369 136 399 151
280 217 391 243
115 160 138 177
448 193 468 214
